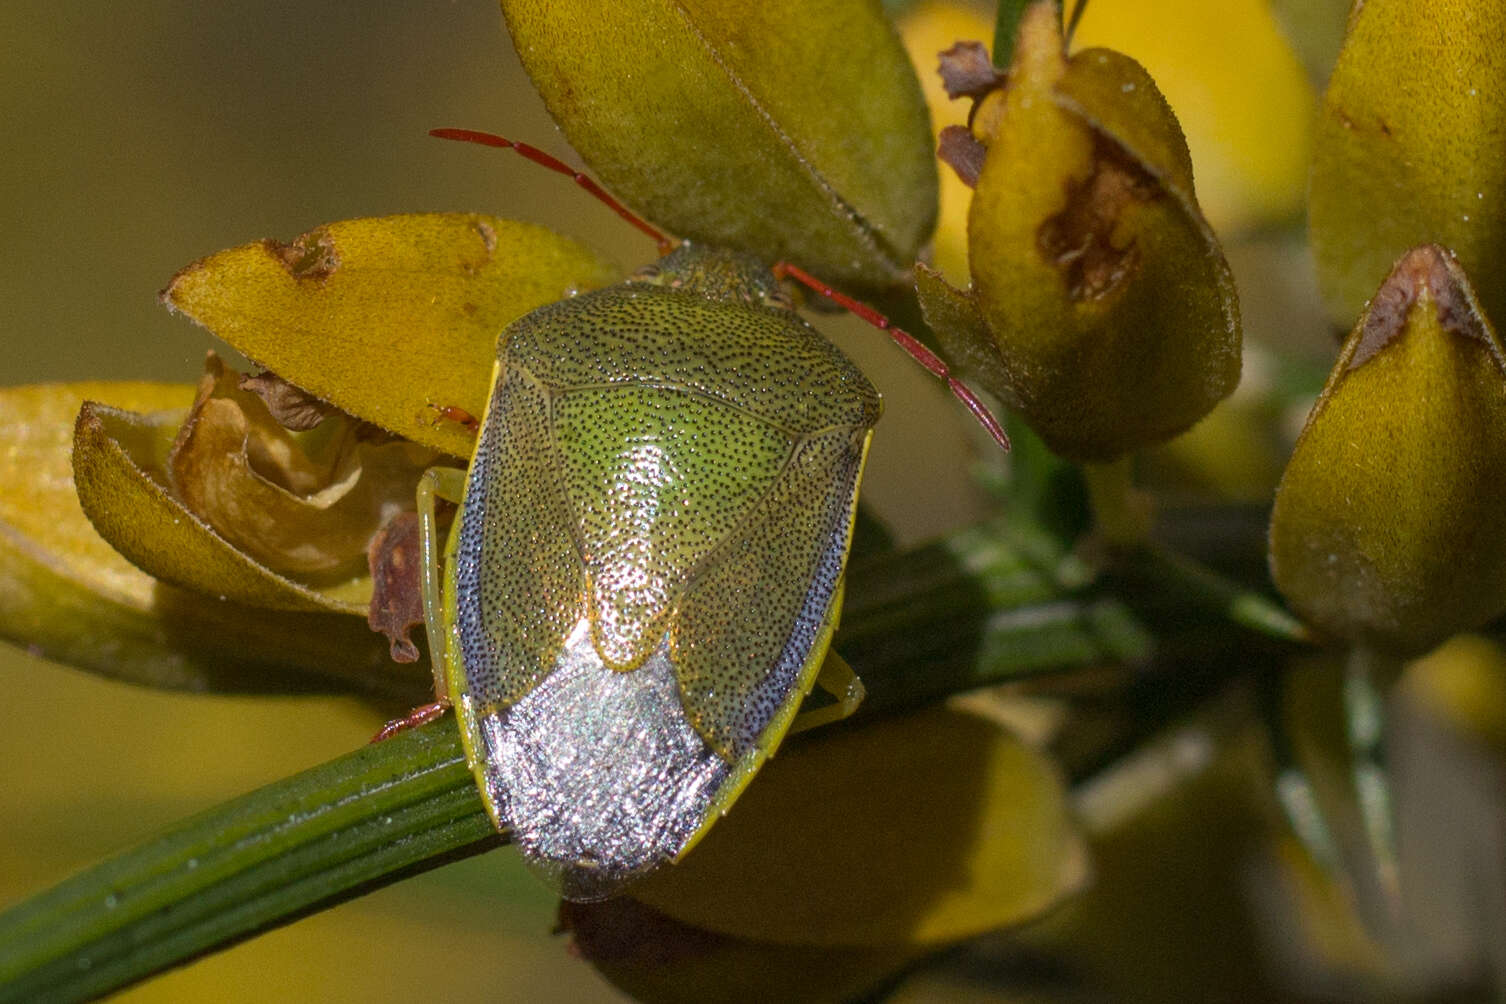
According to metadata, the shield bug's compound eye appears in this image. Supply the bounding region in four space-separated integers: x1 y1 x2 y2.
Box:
764 287 796 312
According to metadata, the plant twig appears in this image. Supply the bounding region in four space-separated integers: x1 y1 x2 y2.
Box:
0 511 1298 1001
0 724 498 1004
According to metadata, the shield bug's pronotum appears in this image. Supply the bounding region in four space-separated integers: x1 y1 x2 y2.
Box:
382 129 1009 901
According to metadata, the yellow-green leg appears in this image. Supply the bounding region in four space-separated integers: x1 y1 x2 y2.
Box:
371 465 469 743
789 651 866 734
416 465 469 697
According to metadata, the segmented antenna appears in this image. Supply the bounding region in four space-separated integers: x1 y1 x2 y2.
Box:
773 263 1011 451
431 127 1010 451
430 128 674 254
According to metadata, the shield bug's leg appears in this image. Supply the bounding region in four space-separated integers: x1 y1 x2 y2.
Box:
789 652 866 735
430 128 676 255
370 465 469 744
416 466 469 697
771 262 1011 452
370 701 449 743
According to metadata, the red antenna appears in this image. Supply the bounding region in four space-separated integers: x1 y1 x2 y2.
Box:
431 127 1009 451
773 263 1010 451
430 128 674 254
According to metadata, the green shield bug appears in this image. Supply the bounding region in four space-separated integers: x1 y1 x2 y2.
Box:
379 129 1009 901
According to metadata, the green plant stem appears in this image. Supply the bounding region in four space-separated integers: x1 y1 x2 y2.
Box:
1134 544 1312 644
1082 458 1155 547
840 519 1153 715
0 512 1301 1001
1344 643 1405 928
993 0 1038 65
1063 0 1090 45
0 724 497 1004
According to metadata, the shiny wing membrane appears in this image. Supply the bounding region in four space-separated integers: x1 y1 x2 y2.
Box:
445 284 878 899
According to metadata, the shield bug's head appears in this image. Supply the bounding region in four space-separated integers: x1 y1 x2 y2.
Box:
630 244 793 312
427 125 1009 450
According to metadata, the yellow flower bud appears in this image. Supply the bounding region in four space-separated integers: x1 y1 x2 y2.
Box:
1270 245 1506 652
1309 0 1506 330
921 3 1240 461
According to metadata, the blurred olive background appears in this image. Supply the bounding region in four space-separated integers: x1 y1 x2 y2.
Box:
1 0 1364 997
0 2 983 1000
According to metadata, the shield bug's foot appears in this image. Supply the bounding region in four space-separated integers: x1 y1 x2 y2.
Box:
370 699 451 743
427 403 480 434
790 652 866 735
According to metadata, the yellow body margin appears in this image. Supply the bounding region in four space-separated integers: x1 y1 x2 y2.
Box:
436 360 511 835
674 426 875 862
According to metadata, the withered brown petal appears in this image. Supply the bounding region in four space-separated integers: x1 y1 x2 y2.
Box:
0 382 420 698
73 399 368 614
166 354 436 585
936 124 987 189
238 370 337 432
367 511 425 665
937 39 1002 100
